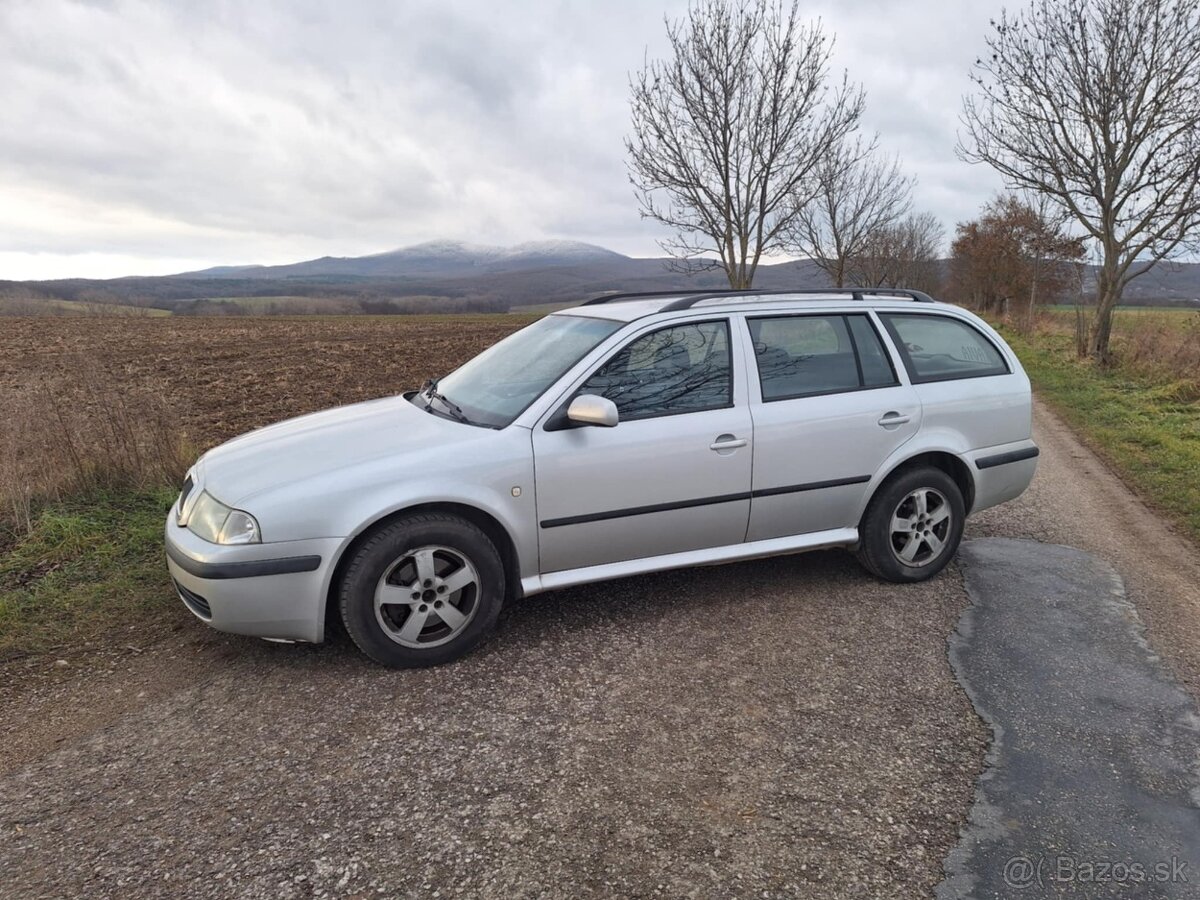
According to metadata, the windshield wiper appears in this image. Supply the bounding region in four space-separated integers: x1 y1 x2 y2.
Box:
419 378 472 425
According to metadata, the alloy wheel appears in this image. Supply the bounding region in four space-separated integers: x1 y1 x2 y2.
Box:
889 487 952 567
374 545 481 648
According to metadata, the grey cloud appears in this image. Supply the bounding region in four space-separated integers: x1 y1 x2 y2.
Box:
0 0 1010 277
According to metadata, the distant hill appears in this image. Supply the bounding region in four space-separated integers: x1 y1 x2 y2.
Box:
182 239 630 280
3 239 1198 315
1115 261 1200 304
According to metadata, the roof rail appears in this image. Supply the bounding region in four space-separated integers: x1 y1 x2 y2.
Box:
581 289 738 306
658 287 937 311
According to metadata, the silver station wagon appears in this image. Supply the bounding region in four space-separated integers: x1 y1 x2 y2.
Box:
166 289 1039 667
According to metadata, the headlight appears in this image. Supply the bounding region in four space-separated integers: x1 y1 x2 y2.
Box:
186 491 261 544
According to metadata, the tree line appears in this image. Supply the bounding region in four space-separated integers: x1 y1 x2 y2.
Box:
627 0 1200 362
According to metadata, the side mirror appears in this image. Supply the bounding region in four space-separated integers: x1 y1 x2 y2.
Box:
567 394 619 428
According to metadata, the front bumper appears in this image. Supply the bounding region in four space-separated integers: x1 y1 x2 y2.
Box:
164 514 342 643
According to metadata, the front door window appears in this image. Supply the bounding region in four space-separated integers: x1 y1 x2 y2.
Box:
579 321 732 420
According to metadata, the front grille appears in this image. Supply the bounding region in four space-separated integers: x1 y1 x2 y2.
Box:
174 579 212 620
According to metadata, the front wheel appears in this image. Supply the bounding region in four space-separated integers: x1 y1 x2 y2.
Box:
339 513 505 667
855 466 965 583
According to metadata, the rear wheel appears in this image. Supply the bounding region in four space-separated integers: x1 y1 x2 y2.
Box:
339 513 505 667
856 466 965 583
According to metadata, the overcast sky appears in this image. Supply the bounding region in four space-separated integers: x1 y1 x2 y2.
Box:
0 0 1010 281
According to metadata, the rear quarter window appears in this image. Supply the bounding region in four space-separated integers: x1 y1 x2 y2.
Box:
880 313 1009 383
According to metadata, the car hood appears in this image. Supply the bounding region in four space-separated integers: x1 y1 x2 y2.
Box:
197 394 486 506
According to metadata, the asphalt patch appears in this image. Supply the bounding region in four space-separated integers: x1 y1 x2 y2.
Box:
938 538 1200 898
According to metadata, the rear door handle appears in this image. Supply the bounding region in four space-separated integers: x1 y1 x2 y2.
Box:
710 435 748 451
878 412 912 427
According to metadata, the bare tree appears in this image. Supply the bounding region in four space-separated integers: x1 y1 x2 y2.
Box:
626 0 864 289
788 135 913 287
959 0 1200 362
846 212 944 294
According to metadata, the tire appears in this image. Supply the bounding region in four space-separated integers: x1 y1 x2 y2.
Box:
338 513 505 668
855 465 965 583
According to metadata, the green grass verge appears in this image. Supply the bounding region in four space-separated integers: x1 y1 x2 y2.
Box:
0 298 172 316
1041 306 1200 332
999 325 1200 543
0 486 177 661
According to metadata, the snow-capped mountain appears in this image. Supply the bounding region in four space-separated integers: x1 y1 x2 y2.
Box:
186 239 627 279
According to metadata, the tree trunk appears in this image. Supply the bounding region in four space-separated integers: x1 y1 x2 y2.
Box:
725 265 754 290
1088 259 1122 364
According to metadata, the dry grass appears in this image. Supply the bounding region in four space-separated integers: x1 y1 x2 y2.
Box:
1116 312 1200 397
1036 307 1200 398
0 359 194 535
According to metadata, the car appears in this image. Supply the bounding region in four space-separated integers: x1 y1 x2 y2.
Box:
165 288 1039 667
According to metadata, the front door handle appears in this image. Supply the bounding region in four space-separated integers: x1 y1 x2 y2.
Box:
710 435 748 451
878 412 912 427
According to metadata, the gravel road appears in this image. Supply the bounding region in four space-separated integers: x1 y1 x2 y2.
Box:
1 400 1197 899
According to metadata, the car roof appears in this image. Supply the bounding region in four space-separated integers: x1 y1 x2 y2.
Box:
552 290 957 323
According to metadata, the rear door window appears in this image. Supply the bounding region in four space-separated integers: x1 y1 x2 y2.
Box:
747 314 898 401
879 314 1009 383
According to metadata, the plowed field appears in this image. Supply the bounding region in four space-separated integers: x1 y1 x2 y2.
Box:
0 315 534 452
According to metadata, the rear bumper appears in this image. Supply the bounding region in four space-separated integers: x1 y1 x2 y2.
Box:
164 514 341 643
966 440 1039 514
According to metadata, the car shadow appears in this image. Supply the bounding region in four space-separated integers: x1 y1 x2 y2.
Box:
277 547 892 673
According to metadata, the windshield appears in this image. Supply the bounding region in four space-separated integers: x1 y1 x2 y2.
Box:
428 314 623 428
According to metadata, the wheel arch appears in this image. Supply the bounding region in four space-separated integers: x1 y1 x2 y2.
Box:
861 450 976 527
322 501 523 640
